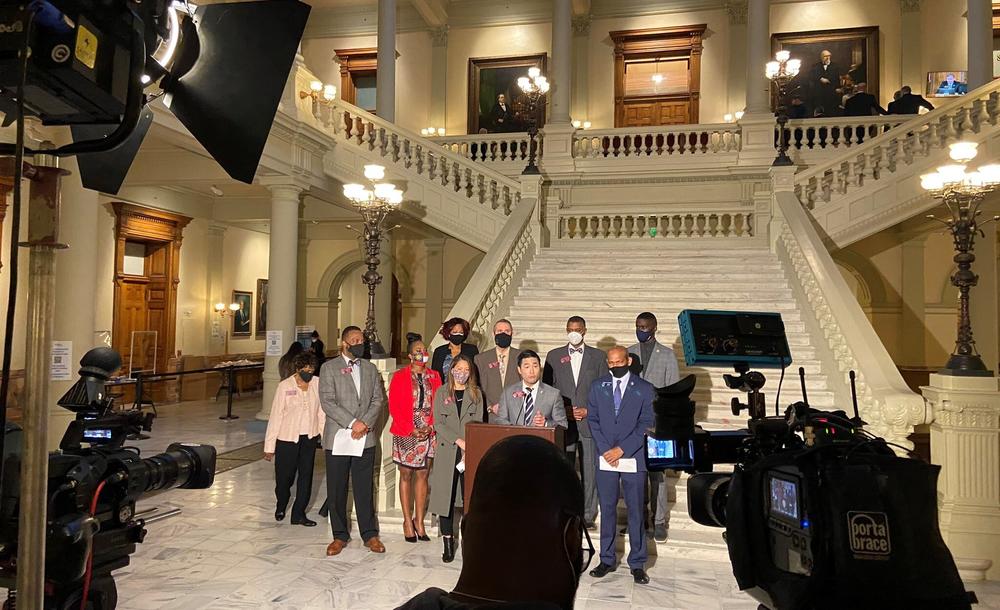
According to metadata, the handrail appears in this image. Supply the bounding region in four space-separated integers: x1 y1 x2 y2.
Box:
774 190 926 448
430 197 537 349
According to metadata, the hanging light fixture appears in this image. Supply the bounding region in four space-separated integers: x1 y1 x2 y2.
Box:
651 57 664 84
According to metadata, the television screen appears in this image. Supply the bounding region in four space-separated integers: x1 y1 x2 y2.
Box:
927 71 969 98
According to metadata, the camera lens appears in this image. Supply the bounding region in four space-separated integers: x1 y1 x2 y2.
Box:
138 443 216 492
687 473 731 527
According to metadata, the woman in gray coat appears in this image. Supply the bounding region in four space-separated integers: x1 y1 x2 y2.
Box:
428 354 483 563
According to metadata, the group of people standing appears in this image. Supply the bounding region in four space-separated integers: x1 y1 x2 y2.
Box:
263 313 680 584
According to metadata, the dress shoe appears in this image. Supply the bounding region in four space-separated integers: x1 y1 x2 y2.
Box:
631 568 650 584
414 519 430 542
589 563 616 578
442 536 456 563
653 524 668 543
364 536 386 553
326 539 347 556
291 516 317 527
274 509 286 522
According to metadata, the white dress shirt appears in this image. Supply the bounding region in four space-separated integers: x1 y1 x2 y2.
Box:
612 371 631 402
568 343 585 384
342 354 361 396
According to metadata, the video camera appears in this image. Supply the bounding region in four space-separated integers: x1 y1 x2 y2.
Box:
644 310 973 610
0 347 216 609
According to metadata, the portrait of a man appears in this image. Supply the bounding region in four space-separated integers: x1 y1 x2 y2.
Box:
233 290 252 337
468 54 547 134
255 279 268 338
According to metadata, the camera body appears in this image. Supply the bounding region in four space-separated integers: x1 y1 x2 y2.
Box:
641 310 972 610
0 347 216 609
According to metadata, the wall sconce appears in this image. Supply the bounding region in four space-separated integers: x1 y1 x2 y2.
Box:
215 302 240 316
421 127 446 137
571 120 592 129
723 111 745 124
300 80 337 120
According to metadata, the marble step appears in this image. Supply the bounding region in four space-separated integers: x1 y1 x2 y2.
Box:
507 313 808 328
515 287 796 301
510 299 805 311
519 280 793 293
542 247 776 257
529 262 785 275
509 330 816 347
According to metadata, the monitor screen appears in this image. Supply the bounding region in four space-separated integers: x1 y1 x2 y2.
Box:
647 437 676 459
83 428 113 441
769 476 799 521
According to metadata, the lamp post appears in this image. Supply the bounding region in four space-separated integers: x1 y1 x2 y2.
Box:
766 50 802 167
342 164 404 357
213 301 241 356
517 67 550 175
921 141 1000 376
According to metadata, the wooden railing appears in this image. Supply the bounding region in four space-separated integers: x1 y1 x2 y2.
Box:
573 124 741 159
556 208 755 240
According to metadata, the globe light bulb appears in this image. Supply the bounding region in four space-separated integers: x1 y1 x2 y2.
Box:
528 66 541 79
724 113 734 123
937 164 967 184
373 182 396 199
363 164 386 181
977 163 1000 184
539 81 550 93
323 84 336 101
787 59 802 76
389 189 404 205
735 111 745 120
583 121 591 129
572 120 581 128
949 141 978 163
651 73 664 84
310 80 323 93
775 50 791 63
920 173 944 191
214 302 225 312
343 183 365 200
229 302 240 312
765 61 780 79
437 128 445 136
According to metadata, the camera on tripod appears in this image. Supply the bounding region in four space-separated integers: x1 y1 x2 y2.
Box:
0 347 217 609
643 309 973 610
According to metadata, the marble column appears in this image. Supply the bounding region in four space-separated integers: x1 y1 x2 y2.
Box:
297 230 309 325
967 0 993 90
424 238 445 341
900 235 927 367
571 16 591 125
727 1 748 118
550 0 573 125
375 234 393 353
376 0 396 122
430 27 448 130
745 0 771 114
206 224 226 355
258 181 303 420
899 0 923 95
970 224 999 373
48 157 98 445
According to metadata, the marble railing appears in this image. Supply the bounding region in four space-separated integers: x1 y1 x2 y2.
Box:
783 115 908 151
433 133 534 164
573 124 742 160
774 187 926 449
556 208 755 240
791 78 1000 246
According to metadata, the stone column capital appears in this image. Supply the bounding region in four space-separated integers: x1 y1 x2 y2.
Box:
726 0 748 25
572 15 591 36
259 177 307 201
900 0 921 13
430 25 449 47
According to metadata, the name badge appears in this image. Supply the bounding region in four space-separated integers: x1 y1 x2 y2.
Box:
285 390 298 396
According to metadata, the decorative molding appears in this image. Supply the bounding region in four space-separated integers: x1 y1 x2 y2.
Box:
900 0 921 13
430 25 449 47
572 14 592 36
303 4 426 39
726 0 747 25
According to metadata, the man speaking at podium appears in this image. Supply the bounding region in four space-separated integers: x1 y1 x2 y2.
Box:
495 350 568 430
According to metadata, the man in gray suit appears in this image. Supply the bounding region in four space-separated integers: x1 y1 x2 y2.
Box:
544 315 608 527
495 350 568 430
628 312 679 543
474 318 522 421
319 325 387 556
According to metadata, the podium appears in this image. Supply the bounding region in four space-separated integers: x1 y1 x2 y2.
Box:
463 423 565 509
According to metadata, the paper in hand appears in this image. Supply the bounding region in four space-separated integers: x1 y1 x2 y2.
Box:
599 456 637 473
330 419 365 457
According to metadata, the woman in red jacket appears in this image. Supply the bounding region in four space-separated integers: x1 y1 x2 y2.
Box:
388 332 442 542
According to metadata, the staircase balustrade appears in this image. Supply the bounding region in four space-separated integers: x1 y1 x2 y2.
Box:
557 209 755 240
434 133 534 164
574 124 742 160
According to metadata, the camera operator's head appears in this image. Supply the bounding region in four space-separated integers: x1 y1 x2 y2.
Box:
451 435 589 610
340 326 365 360
635 312 657 344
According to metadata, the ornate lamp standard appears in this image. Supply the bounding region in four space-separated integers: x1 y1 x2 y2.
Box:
765 50 802 167
921 141 1000 376
342 164 404 357
517 67 550 175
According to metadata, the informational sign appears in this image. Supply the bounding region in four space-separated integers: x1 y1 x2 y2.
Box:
265 330 283 356
295 325 315 350
51 341 73 381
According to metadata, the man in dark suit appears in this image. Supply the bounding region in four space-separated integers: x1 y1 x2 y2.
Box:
807 49 844 116
893 85 935 114
319 325 387 556
491 94 513 133
936 73 968 96
474 319 521 422
628 312 679 544
587 346 655 585
544 315 608 528
843 83 887 116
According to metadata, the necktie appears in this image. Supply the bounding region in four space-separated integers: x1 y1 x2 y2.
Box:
614 380 623 417
349 359 358 368
570 347 583 355
523 387 534 425
498 352 507 381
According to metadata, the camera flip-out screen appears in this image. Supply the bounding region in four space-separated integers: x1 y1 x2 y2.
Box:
645 436 695 470
768 474 800 522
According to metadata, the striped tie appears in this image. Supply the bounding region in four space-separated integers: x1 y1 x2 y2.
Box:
523 387 534 425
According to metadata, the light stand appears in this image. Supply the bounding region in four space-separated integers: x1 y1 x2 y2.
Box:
343 165 404 357
766 50 802 167
517 67 550 175
921 142 1000 376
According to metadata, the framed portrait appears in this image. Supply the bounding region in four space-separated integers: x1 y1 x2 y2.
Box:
771 26 879 117
232 290 252 337
927 71 969 98
255 279 268 338
467 53 547 135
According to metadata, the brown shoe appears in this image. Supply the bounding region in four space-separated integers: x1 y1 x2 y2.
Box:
364 536 386 553
326 539 347 556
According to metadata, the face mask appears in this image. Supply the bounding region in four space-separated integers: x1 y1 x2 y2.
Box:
494 333 512 349
298 371 314 382
610 365 629 378
449 333 466 346
412 353 429 364
636 329 654 343
347 343 366 358
452 370 470 384
567 331 584 346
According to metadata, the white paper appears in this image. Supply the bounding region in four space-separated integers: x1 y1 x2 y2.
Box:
330 421 365 457
456 460 466 473
50 341 73 381
599 456 638 473
265 330 283 356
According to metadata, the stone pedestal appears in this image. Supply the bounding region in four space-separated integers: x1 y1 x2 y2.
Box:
538 122 577 175
922 373 1000 580
737 113 778 168
370 357 399 514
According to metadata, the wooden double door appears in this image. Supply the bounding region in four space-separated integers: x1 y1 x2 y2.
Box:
621 98 693 127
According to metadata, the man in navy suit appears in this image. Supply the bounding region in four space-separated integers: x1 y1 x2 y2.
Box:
586 346 655 584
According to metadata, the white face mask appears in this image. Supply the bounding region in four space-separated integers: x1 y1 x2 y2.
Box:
568 331 584 346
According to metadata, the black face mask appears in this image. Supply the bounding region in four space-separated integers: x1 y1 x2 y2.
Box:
347 343 366 358
299 371 314 382
610 365 629 378
494 333 512 349
449 333 467 346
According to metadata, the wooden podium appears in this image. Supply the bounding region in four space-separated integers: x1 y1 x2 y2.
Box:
463 423 565 509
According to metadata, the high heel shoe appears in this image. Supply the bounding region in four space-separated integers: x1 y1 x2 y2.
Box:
403 521 417 543
413 519 430 542
442 536 455 563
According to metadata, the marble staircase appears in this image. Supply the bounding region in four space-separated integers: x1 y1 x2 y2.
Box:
504 243 842 559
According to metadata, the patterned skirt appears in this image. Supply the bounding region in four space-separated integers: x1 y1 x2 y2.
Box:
392 431 435 469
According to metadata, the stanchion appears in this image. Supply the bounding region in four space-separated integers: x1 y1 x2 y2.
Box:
220 366 240 421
